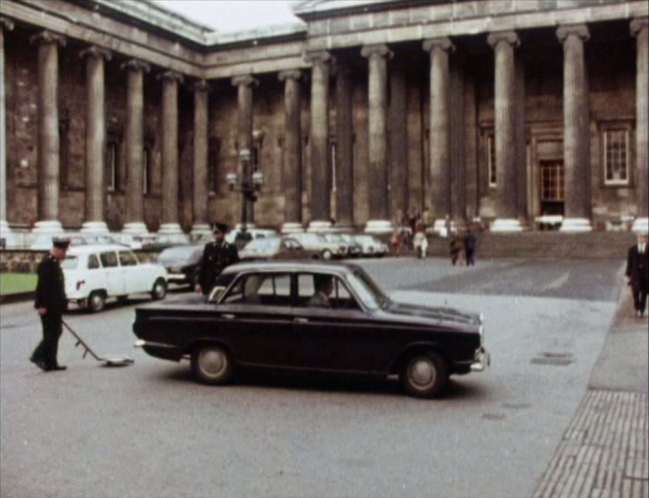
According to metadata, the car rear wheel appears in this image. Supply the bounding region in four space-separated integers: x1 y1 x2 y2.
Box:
400 350 448 398
321 249 333 260
151 278 167 300
87 291 105 313
191 344 233 385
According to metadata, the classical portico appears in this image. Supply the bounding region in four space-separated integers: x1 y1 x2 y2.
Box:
0 0 647 242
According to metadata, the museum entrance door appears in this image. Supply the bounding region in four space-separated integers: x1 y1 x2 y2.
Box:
539 160 565 216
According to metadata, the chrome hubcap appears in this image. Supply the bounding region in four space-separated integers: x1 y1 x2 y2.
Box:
199 349 226 377
409 359 435 388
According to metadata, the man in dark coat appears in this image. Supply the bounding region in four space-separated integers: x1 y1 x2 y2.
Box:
626 232 649 317
464 228 477 266
195 223 239 296
30 237 70 371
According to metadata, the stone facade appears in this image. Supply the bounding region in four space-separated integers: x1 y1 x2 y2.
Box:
1 0 647 241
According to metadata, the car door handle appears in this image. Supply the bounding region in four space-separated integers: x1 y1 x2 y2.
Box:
222 314 236 320
294 317 309 324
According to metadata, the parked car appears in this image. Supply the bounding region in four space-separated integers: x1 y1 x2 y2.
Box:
323 233 362 258
158 245 204 289
30 232 93 251
110 233 147 250
353 234 389 257
238 236 318 261
225 228 278 247
290 232 347 260
133 261 490 398
62 244 168 312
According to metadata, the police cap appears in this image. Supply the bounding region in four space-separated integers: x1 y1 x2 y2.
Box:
213 223 229 234
53 237 71 250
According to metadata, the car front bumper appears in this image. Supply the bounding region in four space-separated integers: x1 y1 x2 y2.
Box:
470 347 491 372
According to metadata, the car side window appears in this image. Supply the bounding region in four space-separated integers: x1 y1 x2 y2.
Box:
297 273 359 310
222 273 291 307
118 250 138 266
87 254 101 270
99 251 118 268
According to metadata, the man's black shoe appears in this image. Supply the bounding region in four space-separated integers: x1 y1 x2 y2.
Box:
30 357 47 372
49 365 67 371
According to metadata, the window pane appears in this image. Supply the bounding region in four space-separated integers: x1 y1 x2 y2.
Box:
100 252 118 268
87 254 100 269
119 251 138 266
62 256 78 270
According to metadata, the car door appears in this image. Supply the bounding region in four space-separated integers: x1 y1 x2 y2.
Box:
215 272 301 368
292 273 379 373
118 250 143 293
98 250 124 295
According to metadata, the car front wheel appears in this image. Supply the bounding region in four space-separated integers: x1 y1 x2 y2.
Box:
321 249 333 260
400 350 448 398
191 344 233 385
151 278 167 300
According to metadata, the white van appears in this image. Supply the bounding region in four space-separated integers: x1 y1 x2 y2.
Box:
62 245 168 312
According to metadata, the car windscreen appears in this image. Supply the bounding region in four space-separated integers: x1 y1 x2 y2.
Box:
61 256 79 270
347 270 390 310
245 238 280 252
159 246 201 262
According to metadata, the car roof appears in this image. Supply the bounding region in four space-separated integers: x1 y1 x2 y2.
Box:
222 260 363 277
66 244 133 255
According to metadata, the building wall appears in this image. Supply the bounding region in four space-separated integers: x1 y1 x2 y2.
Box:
2 2 645 233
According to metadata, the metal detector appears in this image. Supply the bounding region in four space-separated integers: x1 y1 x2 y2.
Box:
62 320 134 367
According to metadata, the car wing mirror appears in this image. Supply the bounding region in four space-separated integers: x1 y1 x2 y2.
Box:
208 286 226 303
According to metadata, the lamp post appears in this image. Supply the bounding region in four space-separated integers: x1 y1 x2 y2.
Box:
226 147 264 240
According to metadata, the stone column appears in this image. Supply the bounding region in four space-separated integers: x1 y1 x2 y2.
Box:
0 18 14 245
557 24 592 232
487 31 523 232
304 51 334 232
631 17 649 234
80 46 111 234
423 38 455 236
335 64 354 232
191 80 211 237
389 63 408 224
361 44 393 234
30 31 66 236
121 59 150 235
231 74 258 228
279 70 304 234
158 70 185 237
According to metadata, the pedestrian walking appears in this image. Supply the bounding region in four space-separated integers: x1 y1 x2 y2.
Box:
626 232 648 317
413 229 428 259
450 231 464 266
30 237 70 372
464 227 477 266
196 223 239 297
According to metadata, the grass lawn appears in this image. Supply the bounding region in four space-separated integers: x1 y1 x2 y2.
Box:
0 273 38 295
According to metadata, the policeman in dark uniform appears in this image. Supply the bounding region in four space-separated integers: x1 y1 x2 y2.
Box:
195 223 239 296
30 237 70 371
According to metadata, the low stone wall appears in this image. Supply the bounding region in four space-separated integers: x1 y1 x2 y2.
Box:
0 250 160 273
423 231 635 259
